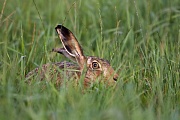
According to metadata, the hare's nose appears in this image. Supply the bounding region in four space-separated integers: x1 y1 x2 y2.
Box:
113 74 118 81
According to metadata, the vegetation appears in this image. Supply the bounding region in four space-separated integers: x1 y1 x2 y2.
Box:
0 0 179 119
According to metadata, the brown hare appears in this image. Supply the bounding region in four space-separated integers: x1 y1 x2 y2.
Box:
26 25 118 87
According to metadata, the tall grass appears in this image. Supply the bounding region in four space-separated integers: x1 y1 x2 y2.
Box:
0 0 180 120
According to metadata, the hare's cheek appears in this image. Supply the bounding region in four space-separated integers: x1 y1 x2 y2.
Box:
102 67 109 77
94 70 102 77
86 69 102 79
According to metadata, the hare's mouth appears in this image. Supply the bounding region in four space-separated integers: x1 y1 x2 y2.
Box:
113 74 118 82
113 77 117 81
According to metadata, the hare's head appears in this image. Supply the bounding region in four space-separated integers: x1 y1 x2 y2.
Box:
54 25 118 86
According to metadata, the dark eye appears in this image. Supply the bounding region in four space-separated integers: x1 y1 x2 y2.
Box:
92 62 99 69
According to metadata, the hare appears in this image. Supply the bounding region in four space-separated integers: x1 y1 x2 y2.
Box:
26 25 118 87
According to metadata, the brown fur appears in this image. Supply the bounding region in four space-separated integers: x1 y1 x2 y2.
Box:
26 25 118 87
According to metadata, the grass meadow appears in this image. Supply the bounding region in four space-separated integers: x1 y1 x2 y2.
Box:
0 0 180 120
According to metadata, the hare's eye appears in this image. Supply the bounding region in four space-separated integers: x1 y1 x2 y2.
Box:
92 62 99 69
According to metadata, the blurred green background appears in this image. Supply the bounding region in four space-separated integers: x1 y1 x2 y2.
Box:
0 0 180 120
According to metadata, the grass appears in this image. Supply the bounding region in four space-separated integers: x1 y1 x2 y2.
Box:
0 0 180 120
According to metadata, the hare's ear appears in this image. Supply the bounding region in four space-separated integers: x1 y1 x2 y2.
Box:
52 47 76 62
55 24 86 68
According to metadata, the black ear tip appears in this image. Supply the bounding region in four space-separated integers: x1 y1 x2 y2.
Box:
55 24 63 30
55 24 70 35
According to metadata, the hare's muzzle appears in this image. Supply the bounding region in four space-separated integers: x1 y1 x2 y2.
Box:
113 74 118 81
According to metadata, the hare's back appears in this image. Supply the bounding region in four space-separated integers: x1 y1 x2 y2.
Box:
25 61 80 84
